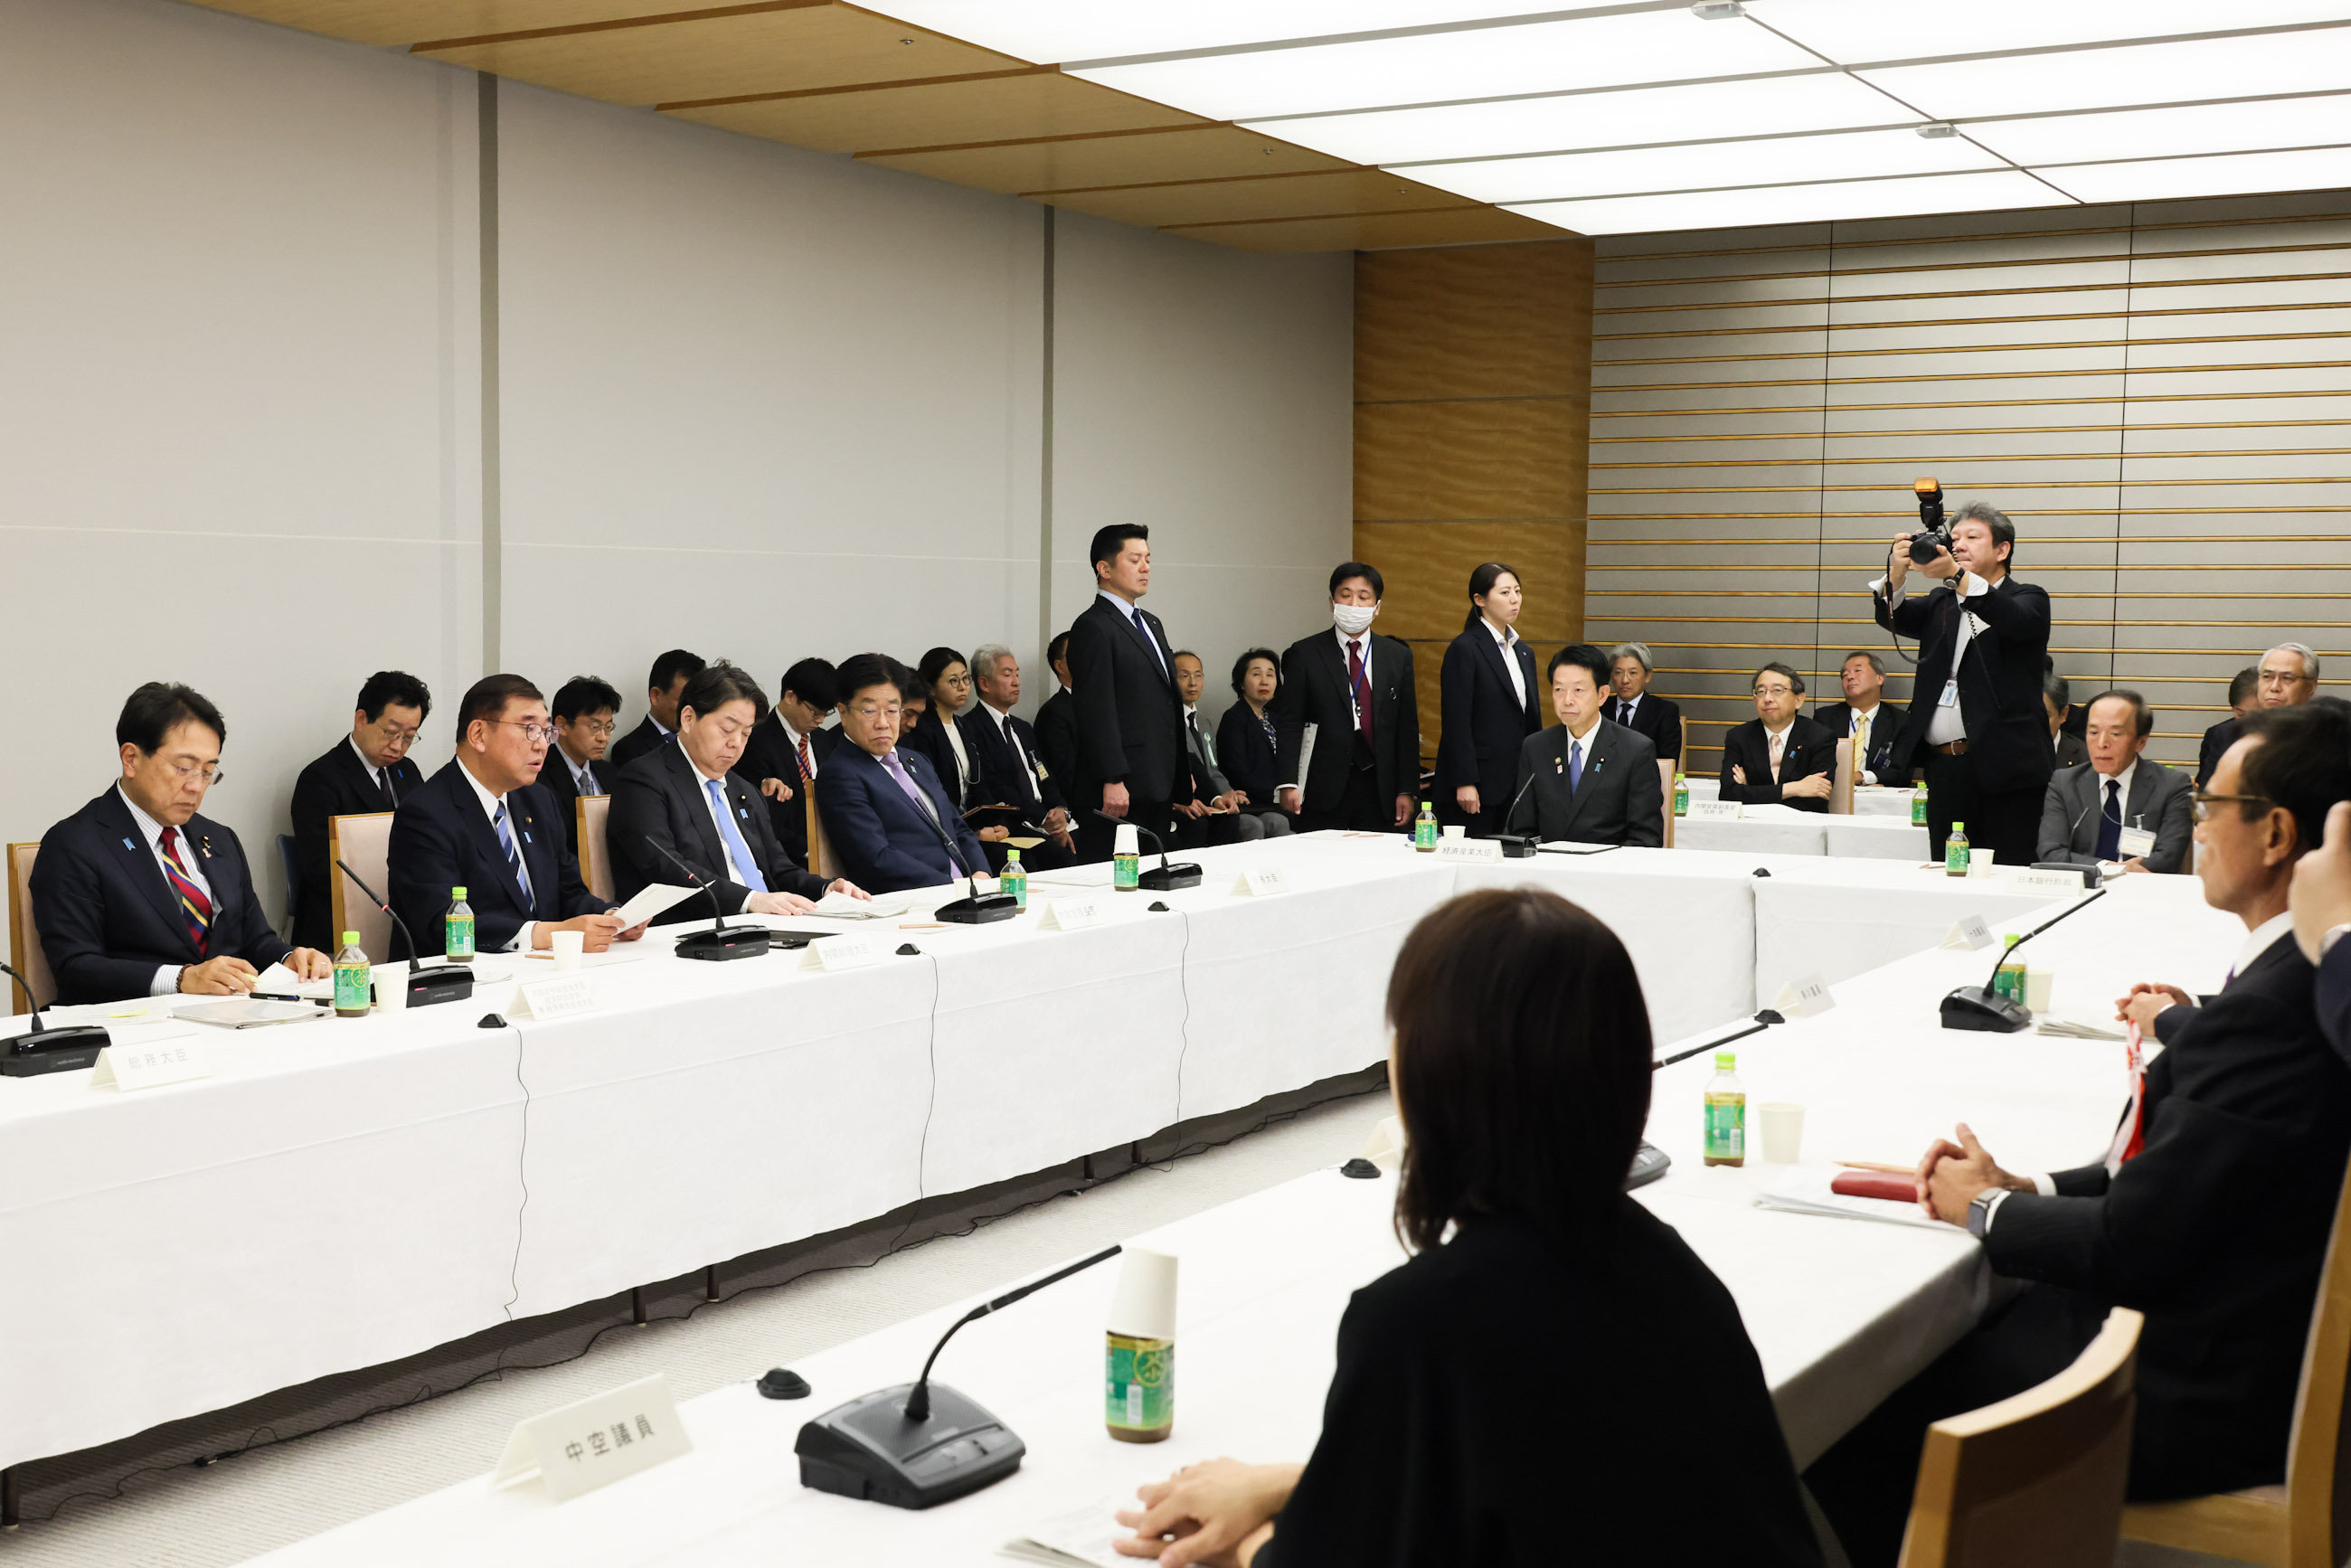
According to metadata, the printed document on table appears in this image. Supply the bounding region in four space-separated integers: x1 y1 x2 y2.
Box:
611 883 700 930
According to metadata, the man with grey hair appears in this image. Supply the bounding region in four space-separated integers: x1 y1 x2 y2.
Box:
1606 642 1683 766
963 643 1077 865
2198 646 2321 790
1814 649 1908 785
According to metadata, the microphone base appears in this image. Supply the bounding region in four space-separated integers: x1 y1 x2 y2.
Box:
936 893 1021 925
1940 986 2033 1033
1138 864 1202 891
795 1381 1024 1509
403 965 476 1008
675 926 773 961
1492 836 1540 859
1 1025 111 1075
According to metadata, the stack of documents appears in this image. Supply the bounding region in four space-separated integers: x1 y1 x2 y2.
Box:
1755 1167 1947 1231
2036 1015 2127 1041
1001 1501 1128 1567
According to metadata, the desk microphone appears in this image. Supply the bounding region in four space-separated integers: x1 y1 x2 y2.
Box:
1090 811 1202 890
1490 770 1542 858
906 782 1019 925
1940 888 2107 1032
643 836 771 960
0 960 109 1074
336 858 474 1007
795 1244 1121 1508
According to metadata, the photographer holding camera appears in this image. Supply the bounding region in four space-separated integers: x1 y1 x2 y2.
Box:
1872 487 2054 868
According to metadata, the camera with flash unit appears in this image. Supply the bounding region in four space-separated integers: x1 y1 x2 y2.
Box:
1907 477 1952 565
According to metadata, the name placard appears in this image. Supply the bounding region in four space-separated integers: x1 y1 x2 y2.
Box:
1687 800 1742 821
1940 914 1993 951
512 974 600 1021
2004 868 2090 893
1231 867 1290 897
90 1031 212 1091
1037 897 1103 931
491 1374 691 1503
802 933 882 971
1431 838 1504 864
1773 971 1836 1018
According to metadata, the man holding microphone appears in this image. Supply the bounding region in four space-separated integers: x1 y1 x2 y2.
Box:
1872 498 2053 869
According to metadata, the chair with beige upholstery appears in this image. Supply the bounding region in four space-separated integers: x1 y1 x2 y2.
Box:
6 843 54 1015
1897 1306 2144 1568
577 795 615 904
806 794 836 882
1831 737 1856 815
326 812 396 964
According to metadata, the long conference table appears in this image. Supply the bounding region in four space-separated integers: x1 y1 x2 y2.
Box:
243 856 2240 1565
0 836 2201 1488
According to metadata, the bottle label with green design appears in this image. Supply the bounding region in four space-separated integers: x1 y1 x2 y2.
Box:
1113 852 1140 892
1106 1333 1174 1432
446 913 475 960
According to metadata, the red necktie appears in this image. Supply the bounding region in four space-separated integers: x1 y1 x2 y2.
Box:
1347 640 1374 745
2106 1025 2148 1173
157 827 213 956
797 733 814 780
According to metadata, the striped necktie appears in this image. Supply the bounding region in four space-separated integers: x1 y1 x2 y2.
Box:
157 827 212 955
493 801 533 907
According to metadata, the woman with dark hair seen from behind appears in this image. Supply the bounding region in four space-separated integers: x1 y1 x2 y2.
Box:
1112 887 1824 1567
1435 563 1541 839
1216 648 1294 839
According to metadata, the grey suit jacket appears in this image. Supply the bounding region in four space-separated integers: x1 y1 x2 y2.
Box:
2036 760 2195 873
1504 720 1664 847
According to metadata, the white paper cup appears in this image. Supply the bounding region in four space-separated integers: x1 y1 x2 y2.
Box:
551 930 586 970
1108 1247 1178 1341
1441 824 1467 840
371 963 407 1011
1757 1102 1806 1165
1114 822 1139 856
2025 967 2054 1013
1967 848 1998 876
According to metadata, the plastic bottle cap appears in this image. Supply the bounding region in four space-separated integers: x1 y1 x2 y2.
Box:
343 931 360 946
452 885 467 899
1950 822 1964 832
1714 1051 1735 1068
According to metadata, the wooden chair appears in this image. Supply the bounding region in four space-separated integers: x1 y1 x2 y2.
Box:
6 842 53 1015
1832 737 1857 815
1898 1306 2144 1568
326 812 396 963
577 796 615 904
2119 1151 2351 1566
1661 715 1689 849
805 794 836 881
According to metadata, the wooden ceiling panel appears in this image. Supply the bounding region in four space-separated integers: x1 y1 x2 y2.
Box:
184 1 704 48
1043 170 1485 230
1166 206 1572 253
418 5 1020 107
667 69 1204 153
860 126 1352 197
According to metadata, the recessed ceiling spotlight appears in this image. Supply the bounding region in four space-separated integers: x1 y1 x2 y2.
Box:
1692 2 1746 18
1915 122 1958 138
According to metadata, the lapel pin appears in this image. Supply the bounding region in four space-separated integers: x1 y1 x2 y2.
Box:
122 836 136 852
200 835 213 857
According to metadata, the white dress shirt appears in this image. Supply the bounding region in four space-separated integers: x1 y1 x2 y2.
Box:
347 736 393 798
1870 569 1992 746
938 709 974 799
1097 588 1167 678
2091 759 2140 868
120 785 216 997
1487 619 1526 710
1761 717 1794 777
777 713 818 779
554 743 600 797
458 761 538 953
1846 701 1882 783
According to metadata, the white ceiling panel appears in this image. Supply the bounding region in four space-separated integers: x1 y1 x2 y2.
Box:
2038 145 2351 203
1861 27 2351 121
1072 11 1822 122
855 1 1627 66
1511 168 2071 233
1750 0 2351 65
1968 95 2351 166
1251 71 1913 165
1412 126 2000 204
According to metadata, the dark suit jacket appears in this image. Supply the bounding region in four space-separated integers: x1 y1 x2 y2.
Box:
1066 594 1189 808
901 707 980 812
609 716 673 771
1717 715 1837 811
1607 692 1684 766
1034 688 1079 799
1435 625 1541 803
2322 937 2351 1071
536 750 611 859
1983 934 2351 1495
811 742 990 894
2196 717 2242 789
964 704 1066 824
32 789 292 1006
1811 700 1909 785
1273 630 1421 814
288 739 424 952
2055 731 2090 770
609 741 824 920
1874 571 2054 791
733 714 839 865
1504 721 1663 847
1216 703 1282 804
2038 761 2195 873
388 760 608 959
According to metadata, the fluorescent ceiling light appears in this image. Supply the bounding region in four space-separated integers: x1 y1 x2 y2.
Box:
1251 71 1912 165
2037 144 2351 203
1861 27 2351 120
859 2 1617 66
1749 0 2351 65
1510 167 2072 233
1968 94 2351 165
1412 126 2000 203
1072 12 1822 122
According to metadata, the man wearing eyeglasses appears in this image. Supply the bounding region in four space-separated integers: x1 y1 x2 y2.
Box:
1718 663 1836 812
542 674 622 856
288 670 432 951
33 683 333 1004
389 674 644 958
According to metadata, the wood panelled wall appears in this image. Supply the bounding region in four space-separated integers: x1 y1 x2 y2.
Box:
1584 189 2351 776
1355 240 1596 762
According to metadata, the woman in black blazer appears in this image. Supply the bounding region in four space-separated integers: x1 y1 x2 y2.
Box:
901 647 978 808
1216 647 1294 836
1109 888 1826 1567
1435 562 1542 838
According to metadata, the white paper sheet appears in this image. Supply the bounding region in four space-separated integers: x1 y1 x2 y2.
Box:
611 883 701 930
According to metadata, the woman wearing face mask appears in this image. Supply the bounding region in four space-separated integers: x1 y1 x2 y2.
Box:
1271 562 1422 833
1434 562 1540 840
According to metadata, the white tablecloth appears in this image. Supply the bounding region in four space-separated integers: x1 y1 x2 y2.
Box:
1676 804 1930 861
1678 779 1914 818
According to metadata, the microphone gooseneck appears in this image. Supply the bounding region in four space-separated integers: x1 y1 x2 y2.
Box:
1092 808 1173 874
902 1245 1121 1423
644 835 725 932
0 960 45 1032
335 857 422 968
1982 888 2107 992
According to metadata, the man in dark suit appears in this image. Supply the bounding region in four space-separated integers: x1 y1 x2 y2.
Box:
288 670 432 952
388 675 640 959
1811 701 2351 1567
1172 649 1273 846
734 656 840 866
1717 664 1836 813
610 662 860 919
1274 562 1421 834
965 643 1080 866
2195 666 2259 789
541 674 620 857
609 648 705 771
1873 499 2053 866
2291 797 2351 1065
1504 645 1663 847
814 655 991 893
1034 630 1080 801
1811 650 1908 786
2044 674 2089 770
1066 524 1191 861
33 685 333 1005
2038 690 2195 874
1605 642 1683 768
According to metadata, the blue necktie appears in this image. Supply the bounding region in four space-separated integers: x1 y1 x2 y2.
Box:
1130 607 1167 678
1568 739 1585 793
494 801 533 907
2095 778 2123 861
707 779 769 894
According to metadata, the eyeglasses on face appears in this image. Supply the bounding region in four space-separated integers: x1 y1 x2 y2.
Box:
159 759 223 787
2191 790 2275 823
488 719 559 745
